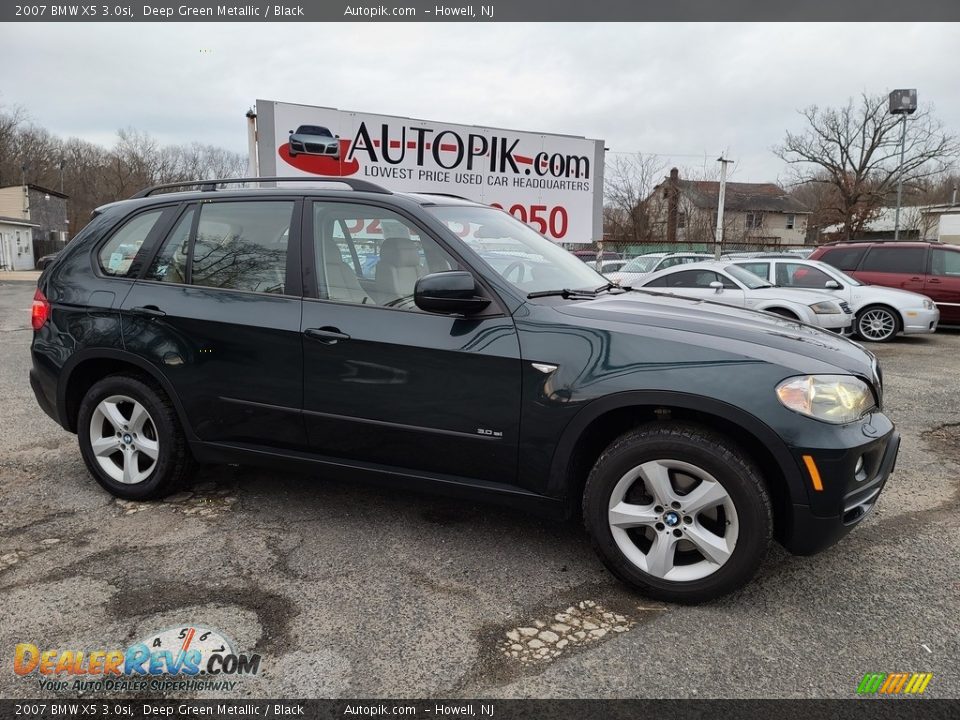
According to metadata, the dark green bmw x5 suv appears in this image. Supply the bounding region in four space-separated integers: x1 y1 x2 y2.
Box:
30 177 900 602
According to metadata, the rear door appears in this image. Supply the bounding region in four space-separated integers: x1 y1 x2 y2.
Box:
300 199 522 485
854 245 927 292
122 198 306 449
927 245 960 324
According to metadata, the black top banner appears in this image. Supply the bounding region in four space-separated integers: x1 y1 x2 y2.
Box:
2 0 960 22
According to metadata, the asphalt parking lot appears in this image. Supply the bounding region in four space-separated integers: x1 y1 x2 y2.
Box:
1 273 958 699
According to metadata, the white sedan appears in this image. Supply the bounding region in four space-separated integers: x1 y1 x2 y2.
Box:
636 261 853 333
607 252 712 287
729 257 940 342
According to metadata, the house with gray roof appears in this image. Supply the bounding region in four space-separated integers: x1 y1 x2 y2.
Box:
646 168 812 246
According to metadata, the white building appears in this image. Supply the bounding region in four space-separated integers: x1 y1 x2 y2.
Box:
0 216 40 271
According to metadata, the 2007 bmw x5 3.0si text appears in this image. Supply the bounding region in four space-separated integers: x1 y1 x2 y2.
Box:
30 177 900 602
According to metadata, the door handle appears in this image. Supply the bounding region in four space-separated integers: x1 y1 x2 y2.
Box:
928 278 942 284
130 305 166 318
304 327 350 344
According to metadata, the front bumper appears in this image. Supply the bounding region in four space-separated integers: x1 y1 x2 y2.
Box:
816 312 854 331
780 421 900 556
901 307 939 335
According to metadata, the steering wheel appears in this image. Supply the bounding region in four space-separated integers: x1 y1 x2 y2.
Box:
501 261 526 284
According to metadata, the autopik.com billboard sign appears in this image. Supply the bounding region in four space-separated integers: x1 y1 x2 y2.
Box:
254 100 605 243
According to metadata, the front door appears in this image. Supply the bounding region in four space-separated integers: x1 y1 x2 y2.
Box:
121 199 306 449
300 200 522 485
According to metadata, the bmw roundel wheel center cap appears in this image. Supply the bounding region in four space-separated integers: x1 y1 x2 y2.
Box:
664 511 681 527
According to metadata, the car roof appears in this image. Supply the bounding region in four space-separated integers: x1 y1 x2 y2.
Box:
818 240 937 249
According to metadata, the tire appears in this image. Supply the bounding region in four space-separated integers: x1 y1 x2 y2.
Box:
77 374 195 500
289 150 298 158
583 423 772 603
855 305 900 342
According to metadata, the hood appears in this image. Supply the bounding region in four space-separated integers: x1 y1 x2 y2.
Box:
851 285 933 305
549 289 876 378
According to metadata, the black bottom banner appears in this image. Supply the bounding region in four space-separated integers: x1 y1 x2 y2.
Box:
1 700 959 720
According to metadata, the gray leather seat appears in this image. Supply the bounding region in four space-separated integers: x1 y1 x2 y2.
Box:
323 238 372 305
375 237 423 304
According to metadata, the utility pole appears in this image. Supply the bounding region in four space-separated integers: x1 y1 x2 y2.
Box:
714 156 733 259
889 89 917 241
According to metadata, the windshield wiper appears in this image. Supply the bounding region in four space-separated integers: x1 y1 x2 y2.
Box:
527 288 598 299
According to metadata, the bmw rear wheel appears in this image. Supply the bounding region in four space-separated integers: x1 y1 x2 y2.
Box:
78 374 195 500
583 423 772 603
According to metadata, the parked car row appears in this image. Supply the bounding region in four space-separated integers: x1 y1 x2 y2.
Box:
601 243 950 342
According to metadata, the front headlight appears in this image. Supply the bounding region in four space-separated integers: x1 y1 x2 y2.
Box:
923 299 935 310
809 301 841 315
776 375 876 424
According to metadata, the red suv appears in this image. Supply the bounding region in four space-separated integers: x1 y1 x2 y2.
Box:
809 241 960 325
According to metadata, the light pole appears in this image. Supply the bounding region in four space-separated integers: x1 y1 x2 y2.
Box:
714 156 733 259
889 89 917 241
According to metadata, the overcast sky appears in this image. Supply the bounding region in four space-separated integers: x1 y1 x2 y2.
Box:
2 22 958 184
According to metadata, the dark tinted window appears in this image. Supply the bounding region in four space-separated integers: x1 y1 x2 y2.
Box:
861 247 926 274
655 270 730 288
296 125 332 137
820 246 866 271
930 247 960 277
98 209 164 277
145 202 293 294
192 202 293 293
145 208 194 283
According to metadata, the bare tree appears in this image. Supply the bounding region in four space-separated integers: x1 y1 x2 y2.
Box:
775 93 960 240
603 153 665 245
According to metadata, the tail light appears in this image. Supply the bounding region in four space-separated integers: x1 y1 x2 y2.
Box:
31 288 50 330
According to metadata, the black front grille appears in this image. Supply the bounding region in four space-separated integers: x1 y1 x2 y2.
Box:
305 143 325 153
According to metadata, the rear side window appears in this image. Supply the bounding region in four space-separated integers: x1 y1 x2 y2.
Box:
819 247 866 271
145 201 294 294
861 247 926 274
930 247 960 277
776 262 834 288
98 210 164 276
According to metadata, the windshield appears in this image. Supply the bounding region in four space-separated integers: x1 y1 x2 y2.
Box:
619 256 660 274
724 264 773 289
427 206 607 295
296 125 333 137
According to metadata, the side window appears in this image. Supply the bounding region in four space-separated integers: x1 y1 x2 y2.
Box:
644 275 669 288
777 262 833 288
145 208 194 283
930 248 960 277
664 270 713 288
740 262 770 280
191 202 293 293
861 247 926 274
143 202 293 294
313 202 458 310
98 209 164 277
820 247 866 271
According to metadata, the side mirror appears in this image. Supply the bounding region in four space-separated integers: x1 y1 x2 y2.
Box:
825 280 841 289
709 281 724 293
415 272 491 315
288 129 294 134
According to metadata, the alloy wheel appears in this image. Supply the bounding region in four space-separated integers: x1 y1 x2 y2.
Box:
88 394 159 484
858 308 897 341
607 459 739 582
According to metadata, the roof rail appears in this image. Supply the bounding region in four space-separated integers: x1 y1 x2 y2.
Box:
819 237 940 246
130 176 391 199
412 192 474 201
